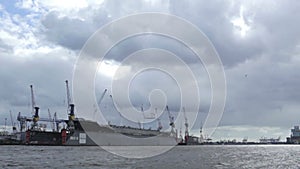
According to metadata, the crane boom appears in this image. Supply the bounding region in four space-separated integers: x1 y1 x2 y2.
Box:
53 112 61 132
9 110 13 126
65 80 75 130
29 85 39 129
156 108 163 131
48 108 54 131
166 106 174 127
98 89 107 106
65 80 71 107
10 110 17 132
30 85 36 114
93 89 108 119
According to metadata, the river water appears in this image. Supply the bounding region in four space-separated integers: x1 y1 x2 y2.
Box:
0 145 299 169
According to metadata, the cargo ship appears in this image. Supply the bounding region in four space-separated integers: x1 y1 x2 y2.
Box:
16 81 177 146
21 105 177 146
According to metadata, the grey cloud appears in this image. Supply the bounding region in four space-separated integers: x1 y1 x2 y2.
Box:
41 11 96 50
1 0 300 137
0 39 13 53
0 51 74 120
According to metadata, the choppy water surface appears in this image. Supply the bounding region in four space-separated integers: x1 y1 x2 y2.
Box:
0 145 300 169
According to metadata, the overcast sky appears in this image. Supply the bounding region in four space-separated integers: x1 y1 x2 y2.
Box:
0 0 299 141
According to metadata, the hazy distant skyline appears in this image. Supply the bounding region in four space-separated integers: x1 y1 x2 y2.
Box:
0 0 299 141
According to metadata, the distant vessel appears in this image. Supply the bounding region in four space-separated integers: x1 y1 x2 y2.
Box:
259 136 280 144
286 126 300 144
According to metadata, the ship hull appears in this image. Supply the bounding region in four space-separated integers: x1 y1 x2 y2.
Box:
65 130 176 146
65 124 177 146
25 120 177 146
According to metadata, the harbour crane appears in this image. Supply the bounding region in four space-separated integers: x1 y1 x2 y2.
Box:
30 85 39 129
98 89 107 106
166 106 175 134
10 110 17 132
140 105 144 129
166 106 174 127
30 85 36 115
65 80 71 109
65 80 75 130
183 107 189 137
48 108 55 131
93 89 107 118
53 112 64 132
156 108 163 131
142 104 156 119
17 112 32 132
199 121 204 143
109 94 123 126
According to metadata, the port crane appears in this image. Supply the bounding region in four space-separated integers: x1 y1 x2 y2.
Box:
93 89 107 118
179 121 183 141
98 89 107 106
141 104 156 119
183 107 189 138
30 85 40 129
16 85 38 132
30 85 36 115
17 83 67 132
156 108 163 131
166 105 175 134
48 108 55 131
199 122 204 143
10 110 17 133
65 80 75 130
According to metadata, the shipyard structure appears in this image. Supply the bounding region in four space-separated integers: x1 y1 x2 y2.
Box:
5 80 183 146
